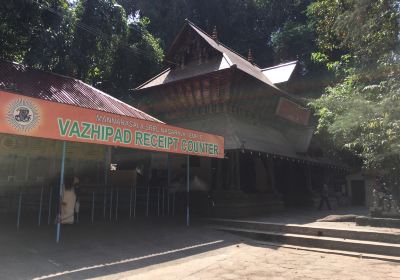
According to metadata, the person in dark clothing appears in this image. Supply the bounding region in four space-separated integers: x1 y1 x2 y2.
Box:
319 183 331 210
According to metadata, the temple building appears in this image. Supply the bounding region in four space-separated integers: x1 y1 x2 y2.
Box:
133 20 347 216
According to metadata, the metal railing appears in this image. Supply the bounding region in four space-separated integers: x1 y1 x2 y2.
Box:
0 183 178 230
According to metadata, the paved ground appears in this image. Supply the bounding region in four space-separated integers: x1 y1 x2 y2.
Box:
1 208 399 280
0 218 238 280
90 242 400 280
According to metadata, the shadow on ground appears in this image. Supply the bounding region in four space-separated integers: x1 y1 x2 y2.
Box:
0 207 371 279
0 218 239 280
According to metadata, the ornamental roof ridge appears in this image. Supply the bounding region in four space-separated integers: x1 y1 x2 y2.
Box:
183 19 262 68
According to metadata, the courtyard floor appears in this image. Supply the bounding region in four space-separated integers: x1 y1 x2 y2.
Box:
0 210 399 280
91 242 400 280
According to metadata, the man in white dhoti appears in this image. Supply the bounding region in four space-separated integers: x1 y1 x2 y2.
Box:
60 171 77 224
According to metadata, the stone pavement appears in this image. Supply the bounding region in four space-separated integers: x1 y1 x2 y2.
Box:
1 208 399 280
90 242 400 280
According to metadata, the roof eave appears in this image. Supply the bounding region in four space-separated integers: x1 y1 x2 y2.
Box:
134 68 171 91
132 67 236 94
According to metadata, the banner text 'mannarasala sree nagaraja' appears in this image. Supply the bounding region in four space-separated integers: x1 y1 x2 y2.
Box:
57 118 220 156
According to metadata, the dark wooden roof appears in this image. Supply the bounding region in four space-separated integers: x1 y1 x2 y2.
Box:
0 60 162 123
172 114 313 155
136 20 279 91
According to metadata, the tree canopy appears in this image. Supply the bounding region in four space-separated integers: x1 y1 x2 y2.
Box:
308 0 400 196
0 0 164 100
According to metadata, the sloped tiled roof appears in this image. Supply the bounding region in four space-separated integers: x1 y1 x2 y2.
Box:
182 20 278 88
172 114 346 168
137 56 232 90
137 20 280 91
173 114 298 157
0 60 163 123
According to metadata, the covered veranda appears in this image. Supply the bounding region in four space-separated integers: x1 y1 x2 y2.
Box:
0 61 224 243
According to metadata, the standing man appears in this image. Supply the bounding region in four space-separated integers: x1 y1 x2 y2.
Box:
60 170 77 224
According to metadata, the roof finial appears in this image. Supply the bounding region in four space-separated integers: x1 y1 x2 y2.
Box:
212 26 218 41
247 49 253 63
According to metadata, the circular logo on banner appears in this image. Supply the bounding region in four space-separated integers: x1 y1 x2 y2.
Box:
7 99 40 132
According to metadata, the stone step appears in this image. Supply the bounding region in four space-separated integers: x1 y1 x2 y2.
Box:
215 226 400 257
208 203 285 218
356 216 400 228
252 240 400 263
208 218 400 244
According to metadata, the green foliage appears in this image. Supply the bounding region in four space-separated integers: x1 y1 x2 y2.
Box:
270 21 315 72
0 0 74 70
307 0 399 70
133 0 315 67
1 0 325 98
70 0 128 82
309 0 400 190
106 17 164 99
311 63 400 169
0 0 164 98
270 22 313 59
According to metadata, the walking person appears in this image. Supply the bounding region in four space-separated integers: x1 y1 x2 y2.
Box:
319 182 331 210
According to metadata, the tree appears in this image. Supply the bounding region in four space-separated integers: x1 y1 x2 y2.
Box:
132 0 316 67
307 0 399 71
67 0 164 97
0 0 74 71
70 0 128 82
308 0 400 204
106 17 164 100
0 0 164 98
